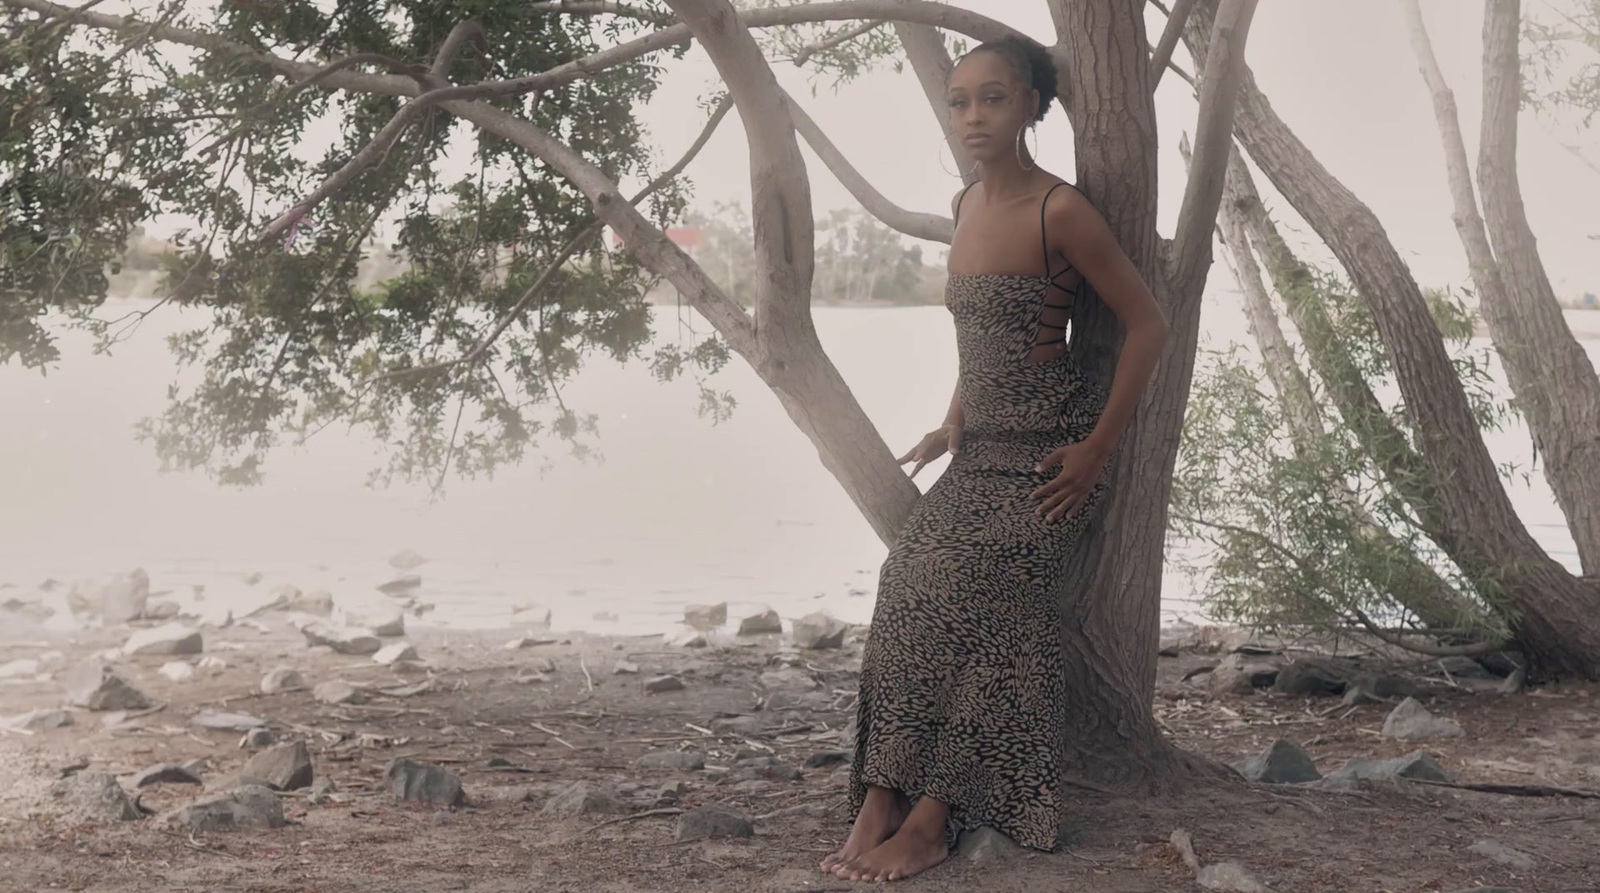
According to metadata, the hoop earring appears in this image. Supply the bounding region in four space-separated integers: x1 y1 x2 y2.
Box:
1016 124 1037 172
938 131 974 179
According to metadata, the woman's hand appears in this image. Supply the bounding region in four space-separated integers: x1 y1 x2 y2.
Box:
897 425 963 479
1030 440 1112 523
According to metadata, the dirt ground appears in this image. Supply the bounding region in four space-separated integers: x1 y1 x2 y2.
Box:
2 612 1598 893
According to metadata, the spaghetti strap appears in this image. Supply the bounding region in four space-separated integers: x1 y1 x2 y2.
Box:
1039 182 1071 280
953 181 978 225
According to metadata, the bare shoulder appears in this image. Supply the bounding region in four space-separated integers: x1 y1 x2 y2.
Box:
1042 181 1117 261
951 182 980 218
1041 181 1100 230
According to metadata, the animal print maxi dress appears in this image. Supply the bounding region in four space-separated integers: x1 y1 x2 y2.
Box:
848 183 1109 853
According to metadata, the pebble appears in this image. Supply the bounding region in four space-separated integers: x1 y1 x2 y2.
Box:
1231 740 1321 784
372 642 419 665
539 780 622 817
162 785 286 832
299 622 381 656
791 612 848 650
159 661 195 682
738 610 783 636
49 772 142 822
190 711 267 733
377 574 423 595
614 661 640 675
645 675 685 693
1382 697 1464 740
676 806 754 841
684 602 728 630
63 660 151 711
241 740 315 791
386 758 465 807
123 624 204 656
260 667 305 695
313 680 365 705
239 727 278 748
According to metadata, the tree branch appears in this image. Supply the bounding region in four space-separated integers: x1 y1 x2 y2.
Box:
1349 608 1509 657
891 21 978 184
1168 0 1259 295
1149 0 1195 87
375 94 735 384
784 89 953 243
793 19 885 66
523 1 677 25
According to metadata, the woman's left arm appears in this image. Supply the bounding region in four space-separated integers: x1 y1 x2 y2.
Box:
1030 185 1169 522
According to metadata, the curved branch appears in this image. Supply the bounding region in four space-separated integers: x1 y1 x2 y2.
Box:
375 94 735 384
793 19 885 66
1168 0 1259 294
1149 0 1195 87
523 1 677 25
892 20 978 184
784 89 953 243
432 20 488 74
1349 608 1509 657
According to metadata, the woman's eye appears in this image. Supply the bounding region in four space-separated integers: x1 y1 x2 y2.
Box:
983 95 1006 104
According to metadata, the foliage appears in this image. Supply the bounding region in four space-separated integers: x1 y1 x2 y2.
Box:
1 0 743 491
1171 266 1515 639
688 201 942 306
1525 0 1600 124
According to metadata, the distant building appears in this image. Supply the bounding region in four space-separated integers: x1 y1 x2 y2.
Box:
611 226 701 258
1583 292 1598 309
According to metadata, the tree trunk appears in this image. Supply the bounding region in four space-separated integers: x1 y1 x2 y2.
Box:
1473 0 1600 575
1186 0 1600 679
1213 145 1491 632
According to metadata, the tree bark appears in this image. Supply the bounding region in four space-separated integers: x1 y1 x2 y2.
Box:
890 22 979 186
1187 0 1600 679
1473 0 1600 575
1210 143 1490 633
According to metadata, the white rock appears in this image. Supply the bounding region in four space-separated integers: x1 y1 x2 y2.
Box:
341 604 405 637
159 661 195 682
683 602 728 630
124 624 203 656
389 549 428 571
300 622 381 656
372 642 418 665
68 569 151 624
510 605 552 627
313 680 364 705
64 660 151 710
197 605 234 629
260 667 305 694
1381 697 1465 740
197 656 227 673
0 658 41 680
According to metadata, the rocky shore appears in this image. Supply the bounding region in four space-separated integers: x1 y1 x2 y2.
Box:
2 566 1597 892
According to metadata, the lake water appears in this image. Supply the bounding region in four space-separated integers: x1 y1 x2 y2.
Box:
1 297 1592 637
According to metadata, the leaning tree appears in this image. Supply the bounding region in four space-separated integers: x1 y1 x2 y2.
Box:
1 0 1262 793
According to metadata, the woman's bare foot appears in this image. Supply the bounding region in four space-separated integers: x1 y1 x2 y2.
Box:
820 787 907 874
834 818 948 882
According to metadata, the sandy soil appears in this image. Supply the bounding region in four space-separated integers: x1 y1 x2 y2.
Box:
2 612 1598 893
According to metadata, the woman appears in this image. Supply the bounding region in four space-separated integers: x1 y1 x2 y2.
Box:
821 36 1169 882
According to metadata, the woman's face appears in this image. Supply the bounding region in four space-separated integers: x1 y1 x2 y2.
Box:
946 51 1037 164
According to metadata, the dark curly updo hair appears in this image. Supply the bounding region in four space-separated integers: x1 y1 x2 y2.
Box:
958 36 1059 123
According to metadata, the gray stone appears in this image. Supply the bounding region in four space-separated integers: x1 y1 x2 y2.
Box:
313 680 365 705
800 752 851 774
1197 861 1275 892
791 612 848 650
241 741 314 791
711 715 767 737
386 758 465 807
131 764 203 788
1468 839 1535 870
1382 697 1464 740
390 548 428 570
260 667 305 695
240 727 277 748
344 604 405 638
955 826 1024 863
3 708 73 731
656 780 690 803
49 772 142 822
1323 751 1453 788
614 661 640 675
1435 656 1495 679
1271 658 1357 696
738 610 783 635
0 658 40 679
284 590 334 616
1232 740 1321 784
510 605 552 627
300 622 381 656
63 660 150 711
1209 653 1282 694
162 785 286 832
307 777 338 806
144 599 181 621
675 806 754 841
372 642 418 665
377 574 423 595
636 750 705 771
758 667 820 691
1342 674 1428 706
69 570 150 624
684 602 727 630
540 780 622 817
644 675 685 693
123 627 204 662
159 661 195 682
191 711 267 733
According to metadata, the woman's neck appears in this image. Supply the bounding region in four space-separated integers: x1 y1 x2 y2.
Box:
975 154 1041 201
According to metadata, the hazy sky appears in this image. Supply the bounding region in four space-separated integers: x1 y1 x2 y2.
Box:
638 0 1599 300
